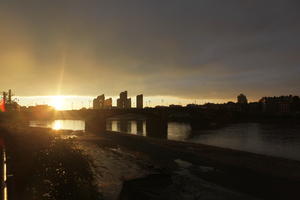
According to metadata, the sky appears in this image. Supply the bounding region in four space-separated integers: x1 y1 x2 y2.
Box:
1 0 300 107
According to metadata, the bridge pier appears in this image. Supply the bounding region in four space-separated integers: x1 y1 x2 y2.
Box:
146 114 168 139
190 116 211 130
85 115 107 133
136 120 144 135
120 120 130 133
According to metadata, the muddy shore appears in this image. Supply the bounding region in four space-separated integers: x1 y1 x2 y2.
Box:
79 131 300 200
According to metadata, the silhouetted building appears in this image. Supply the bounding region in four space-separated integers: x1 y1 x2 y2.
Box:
186 104 201 108
104 98 112 108
136 94 143 109
155 105 168 109
93 98 99 109
237 94 248 104
203 103 221 110
5 102 20 112
259 95 299 113
26 105 54 112
98 94 105 108
126 98 131 108
2 89 20 112
93 94 105 109
117 91 131 109
169 104 183 108
117 99 121 108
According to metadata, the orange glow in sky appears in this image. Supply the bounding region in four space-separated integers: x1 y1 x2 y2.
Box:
16 95 235 110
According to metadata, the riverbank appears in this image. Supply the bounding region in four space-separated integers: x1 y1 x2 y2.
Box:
79 131 300 199
0 125 102 200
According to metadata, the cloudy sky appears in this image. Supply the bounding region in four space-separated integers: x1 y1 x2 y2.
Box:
1 0 300 102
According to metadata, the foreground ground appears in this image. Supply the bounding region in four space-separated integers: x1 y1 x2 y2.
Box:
0 125 102 200
0 124 300 199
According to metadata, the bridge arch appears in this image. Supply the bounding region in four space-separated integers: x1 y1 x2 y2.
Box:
85 109 168 138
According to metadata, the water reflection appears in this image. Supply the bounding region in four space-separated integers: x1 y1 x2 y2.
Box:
188 123 300 161
30 119 300 161
106 120 146 136
106 120 300 161
168 122 192 141
53 121 62 130
29 120 85 131
106 120 191 140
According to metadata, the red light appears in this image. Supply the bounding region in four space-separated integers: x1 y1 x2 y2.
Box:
0 100 5 112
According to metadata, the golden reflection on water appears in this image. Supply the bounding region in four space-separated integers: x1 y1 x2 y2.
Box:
53 120 62 130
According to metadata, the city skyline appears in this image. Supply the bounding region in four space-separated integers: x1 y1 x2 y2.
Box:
15 95 237 110
13 92 297 111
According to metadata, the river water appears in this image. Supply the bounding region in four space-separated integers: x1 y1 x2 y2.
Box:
29 119 300 161
188 122 300 161
29 120 85 131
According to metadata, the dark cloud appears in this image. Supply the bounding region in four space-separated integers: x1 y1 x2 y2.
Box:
0 0 300 100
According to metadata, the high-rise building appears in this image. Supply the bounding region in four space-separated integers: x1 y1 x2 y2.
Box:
104 98 112 108
117 98 121 108
117 91 131 109
120 91 127 100
126 98 131 108
93 98 100 109
98 94 105 108
136 94 143 109
93 94 105 109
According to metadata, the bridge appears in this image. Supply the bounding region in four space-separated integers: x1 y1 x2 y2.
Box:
9 108 170 137
3 107 238 138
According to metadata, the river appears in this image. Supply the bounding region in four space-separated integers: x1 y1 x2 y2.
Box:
29 119 300 161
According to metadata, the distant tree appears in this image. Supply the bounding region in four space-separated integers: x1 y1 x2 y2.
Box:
237 94 248 104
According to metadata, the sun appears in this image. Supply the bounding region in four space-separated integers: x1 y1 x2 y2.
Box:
53 120 62 130
51 96 65 110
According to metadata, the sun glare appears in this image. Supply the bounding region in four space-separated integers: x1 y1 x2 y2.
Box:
53 120 62 130
51 96 65 110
